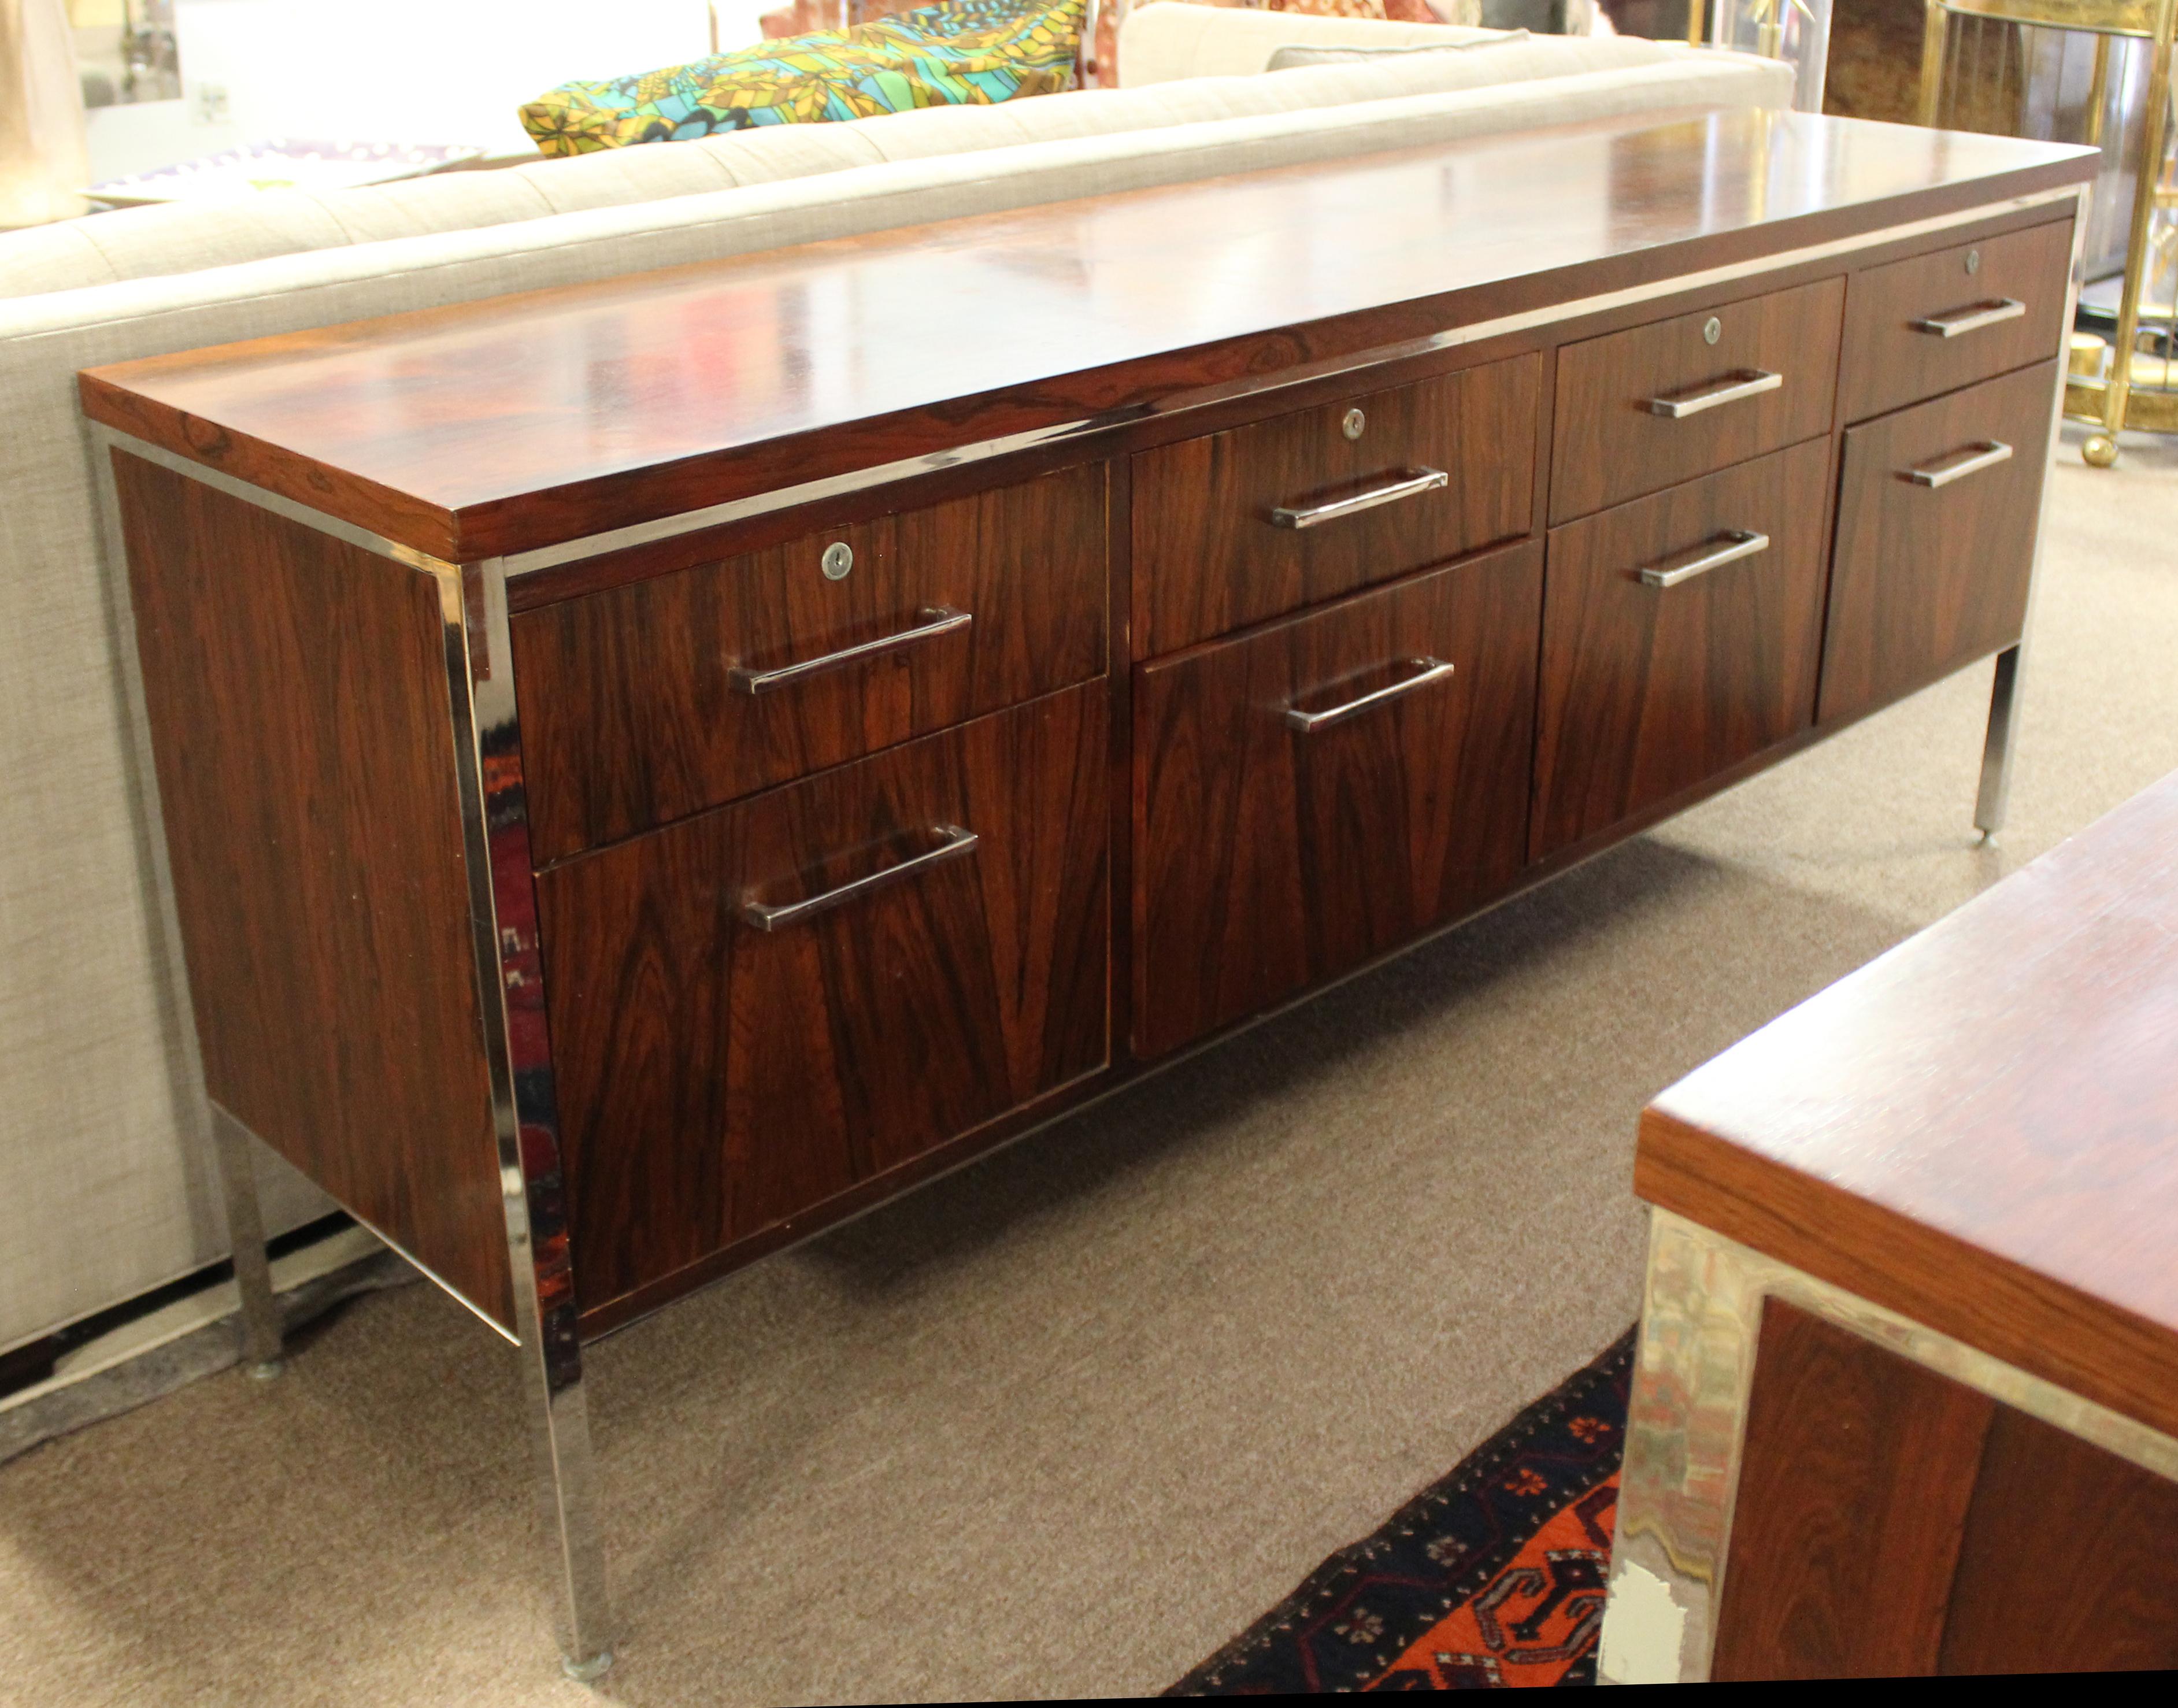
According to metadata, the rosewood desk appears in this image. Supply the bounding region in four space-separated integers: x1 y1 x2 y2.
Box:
79 109 2094 1675
1602 770 2178 1682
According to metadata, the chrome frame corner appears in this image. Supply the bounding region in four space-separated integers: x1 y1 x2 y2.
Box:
1600 1205 2178 1685
1975 181 2092 842
91 425 614 1680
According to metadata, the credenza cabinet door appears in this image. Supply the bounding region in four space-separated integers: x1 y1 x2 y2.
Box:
1531 438 1833 857
1131 543 1541 1060
538 683 1110 1314
1819 360 2057 727
1131 354 1538 656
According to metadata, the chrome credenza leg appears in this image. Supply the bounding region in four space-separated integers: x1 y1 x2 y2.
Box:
209 1104 284 1378
441 556 616 1681
516 1293 613 1682
1973 643 2023 844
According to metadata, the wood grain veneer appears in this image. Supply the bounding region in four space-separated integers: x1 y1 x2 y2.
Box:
1531 436 1832 857
536 684 1109 1314
112 451 511 1326
1130 355 1535 657
513 462 1109 861
1819 359 2057 725
1132 543 1540 1059
76 112 2093 561
1710 1300 1994 1680
1938 1407 2178 1674
1548 277 1843 524
1713 1304 2178 1679
1837 217 2075 424
1636 767 2178 1442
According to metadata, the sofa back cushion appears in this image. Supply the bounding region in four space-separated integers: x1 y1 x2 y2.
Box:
518 0 1088 157
0 14 1691 302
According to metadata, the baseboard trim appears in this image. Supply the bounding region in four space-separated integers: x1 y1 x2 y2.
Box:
0 1217 416 1463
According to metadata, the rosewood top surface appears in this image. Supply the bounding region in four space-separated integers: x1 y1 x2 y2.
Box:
78 108 2091 562
1638 770 2178 1436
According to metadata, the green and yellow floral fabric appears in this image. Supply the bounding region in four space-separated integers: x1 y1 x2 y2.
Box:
521 0 1086 157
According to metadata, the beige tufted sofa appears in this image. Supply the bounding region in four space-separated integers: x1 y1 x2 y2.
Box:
0 8 1788 1354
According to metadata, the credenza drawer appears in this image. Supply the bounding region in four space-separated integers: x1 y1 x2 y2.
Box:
1820 361 2056 727
1131 542 1540 1059
1531 439 1832 858
537 683 1110 1312
1838 219 2072 424
1549 277 1843 523
1131 353 1537 657
512 463 1109 862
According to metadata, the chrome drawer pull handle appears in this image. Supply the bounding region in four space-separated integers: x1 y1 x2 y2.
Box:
1644 369 1783 419
739 825 979 931
1903 440 2013 489
1911 298 2026 339
1284 657 1455 733
1638 528 1771 588
1269 467 1448 529
727 606 972 694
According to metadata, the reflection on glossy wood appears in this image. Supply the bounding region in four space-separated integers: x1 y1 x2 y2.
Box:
1711 1300 1992 1680
1820 360 2057 725
538 684 1109 1314
1549 277 1843 522
113 451 511 1325
77 113 2092 559
1131 356 1535 656
1838 218 2073 423
1531 438 1832 855
1132 544 1540 1059
513 462 1109 861
1638 767 2178 1440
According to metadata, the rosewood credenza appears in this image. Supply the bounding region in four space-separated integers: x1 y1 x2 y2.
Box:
79 108 2095 1676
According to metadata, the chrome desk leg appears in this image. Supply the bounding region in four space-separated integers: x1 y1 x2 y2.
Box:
1973 643 2023 843
209 1105 284 1378
440 557 615 1681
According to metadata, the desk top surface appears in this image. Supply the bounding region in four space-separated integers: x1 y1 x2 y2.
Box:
79 108 2091 561
1640 770 2178 1438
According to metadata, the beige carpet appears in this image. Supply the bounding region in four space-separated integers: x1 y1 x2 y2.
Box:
4 423 2176 1707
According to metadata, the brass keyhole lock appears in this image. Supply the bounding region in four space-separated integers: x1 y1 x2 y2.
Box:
1342 407 1366 440
1703 316 1722 346
1966 249 1981 275
821 542 854 580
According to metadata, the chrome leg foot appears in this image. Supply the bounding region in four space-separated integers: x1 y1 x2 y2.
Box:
1973 645 2023 842
561 1649 615 1685
517 1315 613 1679
209 1105 284 1374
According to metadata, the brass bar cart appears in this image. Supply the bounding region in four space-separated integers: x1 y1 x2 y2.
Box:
1923 0 2178 464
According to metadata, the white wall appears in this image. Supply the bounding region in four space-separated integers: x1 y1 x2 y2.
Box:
88 0 766 180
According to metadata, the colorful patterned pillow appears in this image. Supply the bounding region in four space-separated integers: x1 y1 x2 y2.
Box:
521 0 1085 157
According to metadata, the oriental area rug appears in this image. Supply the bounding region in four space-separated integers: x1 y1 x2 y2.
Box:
1168 1329 1636 1693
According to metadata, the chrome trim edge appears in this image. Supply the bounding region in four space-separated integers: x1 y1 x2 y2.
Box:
488 187 2082 579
